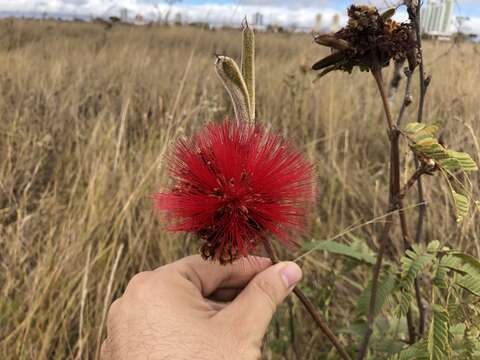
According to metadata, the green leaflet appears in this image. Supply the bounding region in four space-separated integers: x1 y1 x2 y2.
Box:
397 244 435 316
428 240 441 252
428 304 451 360
302 239 376 265
452 191 469 223
433 262 449 289
457 328 480 359
446 151 478 172
409 133 476 172
449 253 480 277
401 245 435 285
403 121 478 223
404 122 439 136
357 272 397 317
440 255 464 272
439 252 480 297
383 246 480 360
389 340 428 360
456 275 480 297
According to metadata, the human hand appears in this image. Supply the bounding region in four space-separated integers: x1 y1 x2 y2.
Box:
101 255 302 360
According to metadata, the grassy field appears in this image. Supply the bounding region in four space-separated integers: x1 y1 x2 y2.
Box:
0 19 479 359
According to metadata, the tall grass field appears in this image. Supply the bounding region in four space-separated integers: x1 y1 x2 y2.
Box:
0 19 479 359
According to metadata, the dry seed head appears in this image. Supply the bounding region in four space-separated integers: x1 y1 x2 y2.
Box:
312 5 418 77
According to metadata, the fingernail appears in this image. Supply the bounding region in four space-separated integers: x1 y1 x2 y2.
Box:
280 262 302 289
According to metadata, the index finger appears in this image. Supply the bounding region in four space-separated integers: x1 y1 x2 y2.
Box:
163 255 271 297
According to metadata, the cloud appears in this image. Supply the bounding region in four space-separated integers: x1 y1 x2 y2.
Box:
179 3 346 28
240 0 329 8
0 0 346 28
464 16 480 34
0 0 478 35
61 0 88 4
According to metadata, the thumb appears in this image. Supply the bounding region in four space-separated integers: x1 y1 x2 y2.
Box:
219 262 302 338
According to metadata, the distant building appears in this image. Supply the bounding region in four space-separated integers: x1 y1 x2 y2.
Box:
331 14 341 32
120 8 128 23
174 12 182 25
420 0 454 36
252 12 264 27
134 14 146 26
313 14 322 32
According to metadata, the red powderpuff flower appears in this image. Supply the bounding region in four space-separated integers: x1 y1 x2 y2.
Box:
154 120 315 264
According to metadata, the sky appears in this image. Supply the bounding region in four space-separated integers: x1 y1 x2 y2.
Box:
0 0 479 34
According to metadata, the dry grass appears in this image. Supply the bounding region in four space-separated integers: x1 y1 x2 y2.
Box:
0 19 479 359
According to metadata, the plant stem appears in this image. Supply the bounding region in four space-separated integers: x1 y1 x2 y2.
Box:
397 166 429 200
371 68 394 132
377 63 423 344
414 277 426 336
412 2 428 251
397 197 422 345
408 1 429 336
356 211 394 360
396 68 413 127
262 239 352 360
388 59 405 101
412 4 427 124
357 66 420 358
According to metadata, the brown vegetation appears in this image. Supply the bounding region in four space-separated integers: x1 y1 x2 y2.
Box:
0 19 479 359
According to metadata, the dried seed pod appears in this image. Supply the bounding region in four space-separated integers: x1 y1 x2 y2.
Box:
312 5 418 76
314 34 351 51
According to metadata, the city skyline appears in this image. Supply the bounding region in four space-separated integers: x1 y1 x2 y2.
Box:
421 0 455 35
0 0 478 35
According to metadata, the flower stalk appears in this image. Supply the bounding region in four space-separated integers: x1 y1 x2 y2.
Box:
215 21 351 359
263 239 352 360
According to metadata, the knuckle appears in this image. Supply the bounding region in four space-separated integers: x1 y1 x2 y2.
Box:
108 298 123 316
106 298 123 330
100 340 111 360
130 271 151 285
125 271 152 297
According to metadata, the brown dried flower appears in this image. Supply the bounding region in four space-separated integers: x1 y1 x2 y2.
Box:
312 5 418 77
